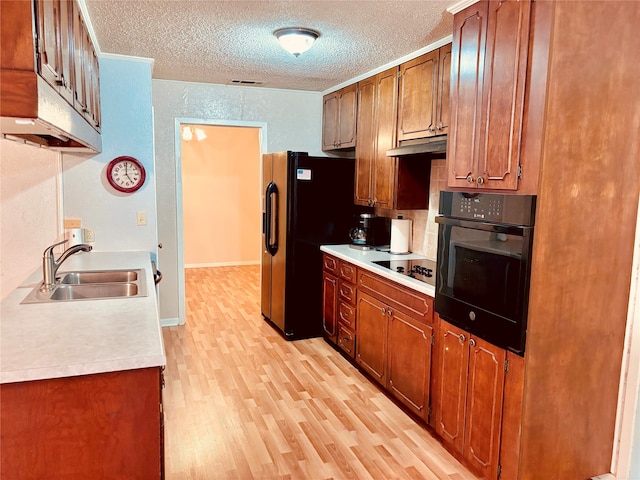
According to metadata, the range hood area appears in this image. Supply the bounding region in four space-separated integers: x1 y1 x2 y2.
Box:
386 135 447 157
1 77 102 152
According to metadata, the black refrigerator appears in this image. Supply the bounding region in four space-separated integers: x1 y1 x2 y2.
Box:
261 151 368 340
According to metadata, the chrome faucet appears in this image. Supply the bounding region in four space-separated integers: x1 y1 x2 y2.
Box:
41 239 93 291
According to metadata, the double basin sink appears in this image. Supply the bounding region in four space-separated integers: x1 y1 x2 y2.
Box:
21 269 147 304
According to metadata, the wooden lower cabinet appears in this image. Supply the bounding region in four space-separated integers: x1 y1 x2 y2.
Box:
355 291 388 385
434 318 508 480
322 271 338 342
387 309 433 421
356 269 435 422
323 254 358 360
0 367 164 479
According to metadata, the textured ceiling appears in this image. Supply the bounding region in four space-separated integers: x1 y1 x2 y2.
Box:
84 0 456 92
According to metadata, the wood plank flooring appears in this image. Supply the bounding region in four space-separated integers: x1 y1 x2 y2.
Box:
162 266 479 480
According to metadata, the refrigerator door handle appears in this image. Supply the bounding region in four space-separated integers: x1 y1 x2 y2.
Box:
265 182 279 256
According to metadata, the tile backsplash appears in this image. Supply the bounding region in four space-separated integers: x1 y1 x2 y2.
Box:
375 159 446 260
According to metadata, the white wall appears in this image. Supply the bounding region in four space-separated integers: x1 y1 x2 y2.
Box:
152 80 323 324
0 140 61 298
63 56 157 256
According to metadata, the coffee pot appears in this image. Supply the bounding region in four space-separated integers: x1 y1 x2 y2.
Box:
349 214 390 250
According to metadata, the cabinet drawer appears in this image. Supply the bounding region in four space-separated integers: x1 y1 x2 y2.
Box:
323 254 338 275
338 301 356 328
338 279 356 305
337 324 355 358
358 270 433 324
338 261 357 283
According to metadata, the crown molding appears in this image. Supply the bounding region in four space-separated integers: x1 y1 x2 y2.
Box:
447 0 480 15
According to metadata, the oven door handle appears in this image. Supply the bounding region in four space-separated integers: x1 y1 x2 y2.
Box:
435 216 532 236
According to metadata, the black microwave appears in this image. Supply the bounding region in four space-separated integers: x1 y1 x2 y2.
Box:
435 192 536 356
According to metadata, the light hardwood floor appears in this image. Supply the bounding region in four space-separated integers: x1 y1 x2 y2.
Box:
162 266 479 480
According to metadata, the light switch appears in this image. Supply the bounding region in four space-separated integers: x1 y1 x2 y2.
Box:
136 211 146 226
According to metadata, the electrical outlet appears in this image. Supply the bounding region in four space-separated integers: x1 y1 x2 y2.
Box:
136 211 146 226
83 227 95 243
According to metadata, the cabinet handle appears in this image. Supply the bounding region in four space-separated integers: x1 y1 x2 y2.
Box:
387 309 393 316
466 175 474 183
477 176 485 185
469 338 476 347
459 333 466 344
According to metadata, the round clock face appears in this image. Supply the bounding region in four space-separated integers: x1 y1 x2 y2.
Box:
106 156 146 193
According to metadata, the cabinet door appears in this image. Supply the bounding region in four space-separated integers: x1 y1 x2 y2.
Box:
37 0 74 103
36 0 63 90
72 3 87 114
477 0 531 190
448 0 489 188
0 368 162 478
58 0 73 104
322 93 338 150
87 44 101 129
355 77 375 206
322 272 338 342
356 292 388 385
464 335 506 480
388 311 433 421
397 50 439 141
337 84 357 148
436 43 452 135
373 67 398 208
434 320 469 454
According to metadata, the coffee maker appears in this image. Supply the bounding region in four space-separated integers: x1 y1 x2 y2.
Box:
349 213 390 250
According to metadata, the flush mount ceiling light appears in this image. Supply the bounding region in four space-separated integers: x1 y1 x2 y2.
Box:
274 27 320 57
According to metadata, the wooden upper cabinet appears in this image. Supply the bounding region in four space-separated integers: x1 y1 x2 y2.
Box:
322 84 357 150
447 0 532 191
357 69 393 208
437 43 451 137
355 77 375 205
397 44 451 142
372 67 398 209
36 0 73 104
0 0 101 150
355 66 430 210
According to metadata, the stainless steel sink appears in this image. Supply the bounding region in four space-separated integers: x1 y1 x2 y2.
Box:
58 270 138 284
49 283 139 300
21 269 147 304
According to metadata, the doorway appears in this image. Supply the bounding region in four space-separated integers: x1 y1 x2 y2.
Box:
175 119 267 324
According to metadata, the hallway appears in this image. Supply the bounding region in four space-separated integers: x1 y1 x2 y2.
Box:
162 266 478 479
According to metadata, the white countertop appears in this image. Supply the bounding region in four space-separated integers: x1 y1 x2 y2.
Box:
320 244 436 297
0 251 166 384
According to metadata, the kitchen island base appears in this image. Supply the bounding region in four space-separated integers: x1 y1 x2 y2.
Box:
1 367 164 479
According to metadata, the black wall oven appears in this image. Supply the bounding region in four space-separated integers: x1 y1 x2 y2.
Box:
435 192 536 356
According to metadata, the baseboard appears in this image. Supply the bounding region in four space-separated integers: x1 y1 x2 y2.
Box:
160 317 180 327
184 261 259 268
591 474 615 480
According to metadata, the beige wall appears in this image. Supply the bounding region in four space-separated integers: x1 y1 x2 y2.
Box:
181 125 261 266
0 139 61 299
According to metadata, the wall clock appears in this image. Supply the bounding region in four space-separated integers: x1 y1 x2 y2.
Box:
106 156 146 193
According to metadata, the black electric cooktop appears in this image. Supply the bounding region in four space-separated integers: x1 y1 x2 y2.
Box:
372 259 437 287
